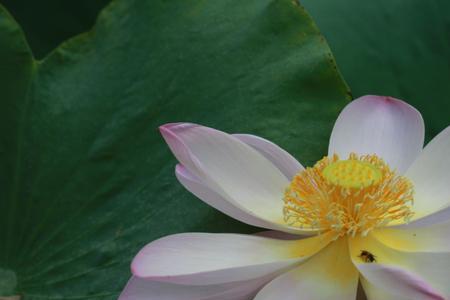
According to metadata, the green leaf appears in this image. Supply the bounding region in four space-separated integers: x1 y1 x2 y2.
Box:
303 0 450 141
0 0 349 298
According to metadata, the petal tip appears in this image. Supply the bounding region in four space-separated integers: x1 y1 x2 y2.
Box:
130 241 156 278
359 94 406 106
159 123 179 136
358 95 422 116
159 122 198 134
130 253 143 277
175 163 185 173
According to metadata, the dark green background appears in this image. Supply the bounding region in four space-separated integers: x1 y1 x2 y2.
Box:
3 0 450 140
1 0 110 59
303 0 450 142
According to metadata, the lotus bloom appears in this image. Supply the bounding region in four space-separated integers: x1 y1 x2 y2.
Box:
120 95 450 300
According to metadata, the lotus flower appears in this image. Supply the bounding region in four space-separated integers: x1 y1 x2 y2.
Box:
120 95 450 300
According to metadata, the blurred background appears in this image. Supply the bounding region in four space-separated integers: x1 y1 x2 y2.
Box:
3 0 450 141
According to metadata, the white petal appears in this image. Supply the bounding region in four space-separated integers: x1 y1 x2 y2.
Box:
405 126 450 222
233 134 304 180
254 238 359 300
119 275 275 300
175 164 302 234
254 230 301 240
329 95 424 173
349 231 449 299
371 221 450 252
131 232 332 285
160 123 316 234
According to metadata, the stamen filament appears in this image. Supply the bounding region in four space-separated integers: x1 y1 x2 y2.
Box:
283 153 414 238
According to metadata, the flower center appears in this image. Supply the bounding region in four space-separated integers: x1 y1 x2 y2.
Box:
283 153 414 238
322 160 382 189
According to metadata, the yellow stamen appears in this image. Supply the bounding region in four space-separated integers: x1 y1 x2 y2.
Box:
283 153 414 239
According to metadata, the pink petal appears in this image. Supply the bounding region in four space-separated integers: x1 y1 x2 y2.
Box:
118 275 275 300
404 126 450 224
329 95 424 173
233 134 304 180
160 123 316 234
131 232 331 285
